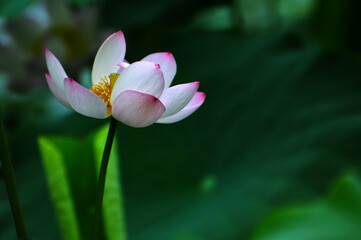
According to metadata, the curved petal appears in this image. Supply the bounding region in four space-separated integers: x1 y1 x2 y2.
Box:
112 90 165 128
142 52 177 90
92 31 126 85
156 92 205 124
44 48 68 92
64 78 108 119
110 61 165 104
159 81 199 118
45 73 72 109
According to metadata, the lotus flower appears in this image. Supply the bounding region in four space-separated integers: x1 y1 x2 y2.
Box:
45 31 205 127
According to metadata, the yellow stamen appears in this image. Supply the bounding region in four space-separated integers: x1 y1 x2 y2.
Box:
90 73 120 116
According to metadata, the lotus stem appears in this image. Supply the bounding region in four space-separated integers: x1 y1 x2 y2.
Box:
0 105 29 240
92 117 118 240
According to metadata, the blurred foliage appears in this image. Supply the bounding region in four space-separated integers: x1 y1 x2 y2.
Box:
309 0 361 54
252 173 361 240
1 0 361 240
237 0 316 31
0 0 36 19
39 125 126 240
0 0 102 93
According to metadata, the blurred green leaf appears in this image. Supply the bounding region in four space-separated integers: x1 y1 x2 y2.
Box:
191 5 233 31
38 137 82 240
251 173 361 240
278 0 316 22
237 0 316 32
38 124 126 240
238 0 280 31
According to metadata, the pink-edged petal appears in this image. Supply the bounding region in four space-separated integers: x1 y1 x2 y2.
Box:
44 48 68 92
142 52 177 90
64 78 108 119
45 73 72 109
110 61 165 104
159 81 199 118
117 60 129 68
156 92 205 124
92 31 126 85
112 90 166 128
116 61 130 73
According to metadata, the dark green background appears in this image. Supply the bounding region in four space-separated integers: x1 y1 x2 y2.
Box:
1 0 361 239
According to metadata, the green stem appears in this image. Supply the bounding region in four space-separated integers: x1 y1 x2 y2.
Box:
92 117 118 240
0 105 29 240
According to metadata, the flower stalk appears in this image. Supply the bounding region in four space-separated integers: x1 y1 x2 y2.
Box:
92 117 118 240
0 104 29 240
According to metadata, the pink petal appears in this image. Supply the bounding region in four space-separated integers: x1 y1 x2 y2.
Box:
110 61 165 104
44 48 68 92
45 73 72 109
117 61 130 68
92 31 126 85
159 81 199 118
156 92 205 124
116 61 130 73
64 78 108 119
112 90 166 128
142 52 177 90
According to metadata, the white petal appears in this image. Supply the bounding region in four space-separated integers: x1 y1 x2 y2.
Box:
64 78 108 119
159 81 199 118
110 61 165 104
45 73 72 109
44 48 68 92
157 92 205 124
142 52 177 90
92 31 126 85
112 90 165 128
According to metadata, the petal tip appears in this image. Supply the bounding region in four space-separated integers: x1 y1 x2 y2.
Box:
44 47 52 56
107 30 125 41
118 62 130 68
115 30 124 36
141 60 162 70
198 92 206 104
44 47 55 57
64 77 74 84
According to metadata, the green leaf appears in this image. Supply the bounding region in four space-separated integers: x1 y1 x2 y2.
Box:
251 173 361 240
38 137 82 240
328 173 361 214
38 124 126 240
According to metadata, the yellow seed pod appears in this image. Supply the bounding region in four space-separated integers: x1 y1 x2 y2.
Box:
109 73 120 91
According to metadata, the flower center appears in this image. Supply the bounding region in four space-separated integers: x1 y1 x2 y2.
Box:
90 73 119 116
